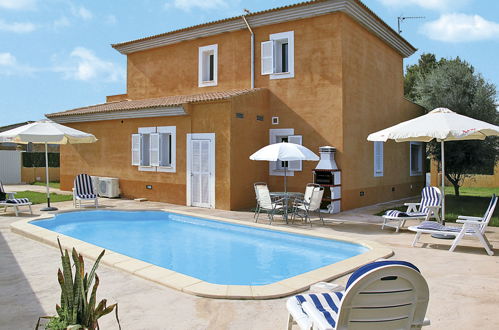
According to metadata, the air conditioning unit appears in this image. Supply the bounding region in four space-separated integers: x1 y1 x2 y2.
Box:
98 177 120 198
90 176 100 195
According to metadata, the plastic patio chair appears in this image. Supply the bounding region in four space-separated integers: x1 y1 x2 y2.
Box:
73 174 99 208
254 182 284 224
0 181 33 216
292 186 324 226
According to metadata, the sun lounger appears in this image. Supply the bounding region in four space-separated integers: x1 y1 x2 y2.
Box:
73 174 98 208
408 194 497 256
0 181 33 216
286 260 430 330
382 186 441 232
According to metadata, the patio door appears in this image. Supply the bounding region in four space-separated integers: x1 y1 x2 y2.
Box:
187 133 215 208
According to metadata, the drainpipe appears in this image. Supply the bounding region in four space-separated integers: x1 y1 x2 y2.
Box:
241 15 254 89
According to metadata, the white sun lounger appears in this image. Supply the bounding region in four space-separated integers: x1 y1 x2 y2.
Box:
73 174 99 208
286 260 430 330
382 186 442 232
408 194 497 256
0 181 33 216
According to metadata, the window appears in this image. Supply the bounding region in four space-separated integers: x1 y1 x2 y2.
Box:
198 44 218 87
269 128 302 176
410 142 423 176
132 126 176 172
374 142 384 177
261 31 294 79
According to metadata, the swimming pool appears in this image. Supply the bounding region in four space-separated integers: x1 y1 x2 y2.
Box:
32 210 368 286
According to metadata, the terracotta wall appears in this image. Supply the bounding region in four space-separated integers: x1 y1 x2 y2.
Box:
21 167 59 183
340 14 425 209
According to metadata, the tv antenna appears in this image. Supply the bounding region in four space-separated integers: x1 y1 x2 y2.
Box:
397 16 425 34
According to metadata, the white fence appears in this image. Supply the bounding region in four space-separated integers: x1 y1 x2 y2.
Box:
0 150 22 184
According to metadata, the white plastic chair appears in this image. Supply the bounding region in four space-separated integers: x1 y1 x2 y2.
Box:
0 181 32 216
292 186 324 226
254 182 284 224
286 260 430 330
382 186 442 232
73 174 98 208
408 194 497 256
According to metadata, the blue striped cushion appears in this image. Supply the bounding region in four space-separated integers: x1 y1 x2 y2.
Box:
418 221 462 232
346 260 420 289
74 174 96 199
419 187 441 214
5 198 30 204
294 292 344 328
384 210 408 217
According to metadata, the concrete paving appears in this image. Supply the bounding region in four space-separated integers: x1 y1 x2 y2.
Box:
1 185 498 329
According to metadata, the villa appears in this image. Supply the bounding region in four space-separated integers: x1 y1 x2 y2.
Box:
46 0 425 211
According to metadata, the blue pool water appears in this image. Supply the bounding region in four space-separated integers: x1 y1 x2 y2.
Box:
33 210 368 285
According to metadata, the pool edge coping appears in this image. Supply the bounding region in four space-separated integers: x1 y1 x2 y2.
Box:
10 208 393 300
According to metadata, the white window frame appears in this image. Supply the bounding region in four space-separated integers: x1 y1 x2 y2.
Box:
374 142 384 177
186 133 216 208
134 126 176 173
157 126 176 173
198 44 218 87
270 31 294 80
269 128 301 177
410 142 423 176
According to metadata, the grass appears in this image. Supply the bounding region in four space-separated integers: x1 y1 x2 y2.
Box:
31 181 60 189
12 191 73 205
376 186 499 227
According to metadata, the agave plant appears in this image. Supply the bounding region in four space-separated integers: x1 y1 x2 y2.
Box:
37 238 121 330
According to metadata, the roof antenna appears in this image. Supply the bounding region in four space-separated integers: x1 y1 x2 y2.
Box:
243 8 251 14
397 16 425 34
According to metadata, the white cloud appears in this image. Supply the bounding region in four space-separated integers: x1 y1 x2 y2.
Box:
166 0 229 11
0 52 35 75
71 5 93 20
421 13 499 42
53 47 125 82
0 0 36 10
53 16 71 29
378 0 470 12
0 19 36 33
105 14 117 25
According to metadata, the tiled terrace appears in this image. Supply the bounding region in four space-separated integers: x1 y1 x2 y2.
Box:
1 185 498 329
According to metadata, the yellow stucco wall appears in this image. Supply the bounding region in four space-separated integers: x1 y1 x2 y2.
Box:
59 12 423 211
430 159 499 189
340 14 425 209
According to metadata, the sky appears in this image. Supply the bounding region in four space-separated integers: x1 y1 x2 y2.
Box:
1 0 498 126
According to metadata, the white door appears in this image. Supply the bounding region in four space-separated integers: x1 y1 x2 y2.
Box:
0 150 22 184
187 134 215 208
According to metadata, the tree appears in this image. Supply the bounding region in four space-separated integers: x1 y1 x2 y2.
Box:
412 57 498 195
404 53 438 101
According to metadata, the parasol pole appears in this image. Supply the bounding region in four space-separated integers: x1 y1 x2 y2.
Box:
441 140 445 223
40 142 58 211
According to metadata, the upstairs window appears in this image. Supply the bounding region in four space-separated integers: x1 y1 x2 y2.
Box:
261 31 294 79
410 142 423 176
198 44 218 87
132 126 176 173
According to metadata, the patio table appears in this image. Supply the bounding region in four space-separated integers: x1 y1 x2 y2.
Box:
270 192 304 223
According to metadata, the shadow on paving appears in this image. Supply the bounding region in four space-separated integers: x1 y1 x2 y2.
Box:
0 231 46 329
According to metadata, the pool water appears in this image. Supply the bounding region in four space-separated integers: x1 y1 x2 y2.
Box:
33 210 368 285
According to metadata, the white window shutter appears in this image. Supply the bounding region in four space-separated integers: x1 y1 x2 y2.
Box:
261 41 274 75
150 133 160 167
374 142 384 177
159 133 170 166
131 134 141 166
288 135 302 171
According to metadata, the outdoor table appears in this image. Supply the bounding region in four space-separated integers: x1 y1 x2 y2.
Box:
270 191 304 223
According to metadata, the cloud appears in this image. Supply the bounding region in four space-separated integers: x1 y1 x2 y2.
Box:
53 47 125 82
105 14 117 25
378 0 470 12
0 19 36 33
420 13 499 42
53 16 71 29
0 52 35 75
0 0 36 10
166 0 229 11
71 5 93 20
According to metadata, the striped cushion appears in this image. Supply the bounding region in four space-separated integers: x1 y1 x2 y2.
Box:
5 198 30 204
74 174 96 199
419 187 441 214
418 221 462 232
346 260 419 289
293 292 344 329
384 210 408 217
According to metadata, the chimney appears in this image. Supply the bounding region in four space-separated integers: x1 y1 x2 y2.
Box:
315 146 338 170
